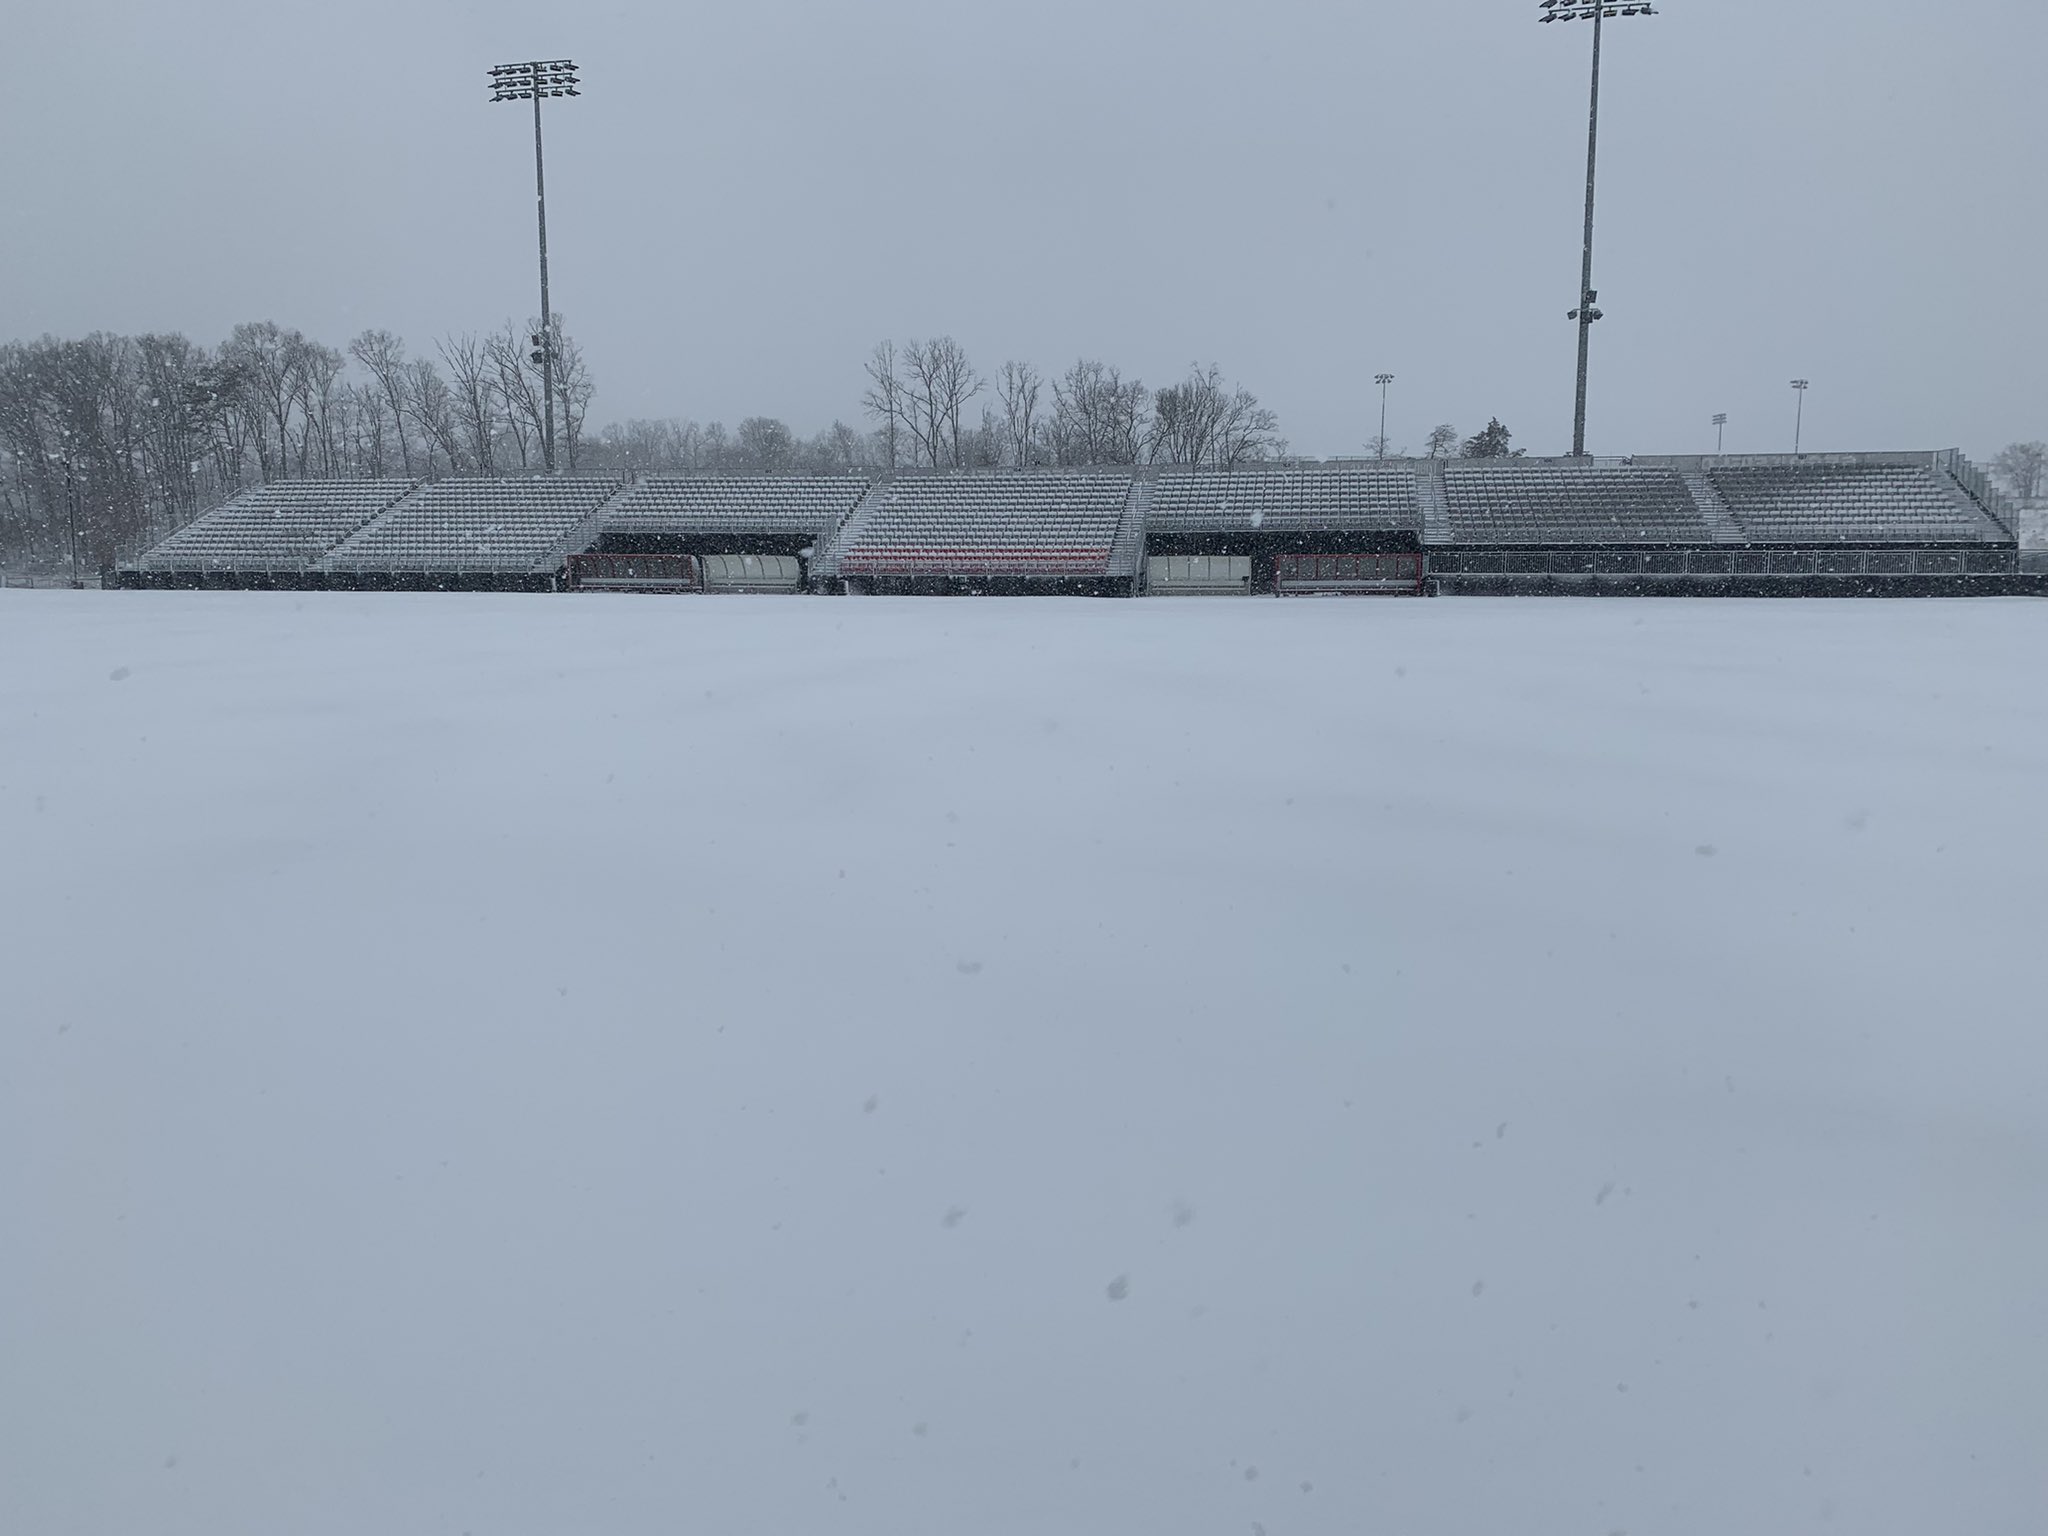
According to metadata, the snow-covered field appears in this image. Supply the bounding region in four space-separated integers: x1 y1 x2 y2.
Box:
4 590 2046 1536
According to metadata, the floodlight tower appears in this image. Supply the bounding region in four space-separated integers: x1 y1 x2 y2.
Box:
489 59 582 473
1790 379 1810 455
1712 412 1728 454
1375 374 1395 458
1539 0 1658 458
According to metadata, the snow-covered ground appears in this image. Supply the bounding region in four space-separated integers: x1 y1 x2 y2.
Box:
3 590 2045 1536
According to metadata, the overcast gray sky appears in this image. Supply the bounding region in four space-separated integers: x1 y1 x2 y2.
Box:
4 0 2042 460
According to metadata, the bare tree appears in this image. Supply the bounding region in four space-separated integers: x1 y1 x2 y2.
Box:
134 332 211 529
1992 441 2046 501
823 420 862 472
1213 385 1283 469
736 417 797 472
341 381 388 477
439 333 499 475
349 329 416 478
1050 359 1148 466
290 338 345 477
404 359 463 474
861 341 904 472
997 360 1042 467
898 340 944 468
551 322 595 469
593 418 685 472
1149 364 1281 469
1425 423 1459 459
487 323 544 470
930 337 982 468
222 322 312 480
892 337 983 469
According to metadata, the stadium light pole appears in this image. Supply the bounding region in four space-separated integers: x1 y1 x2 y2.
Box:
1540 0 1657 458
489 59 581 473
1712 412 1728 455
1790 379 1810 456
1375 374 1395 458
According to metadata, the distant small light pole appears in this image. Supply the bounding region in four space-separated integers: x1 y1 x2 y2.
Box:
1540 0 1658 458
1712 412 1728 455
1374 374 1395 458
489 59 582 473
1790 380 1810 456
48 430 80 587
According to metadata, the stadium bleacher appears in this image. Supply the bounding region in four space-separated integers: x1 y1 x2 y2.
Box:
837 474 1130 577
1709 462 1985 544
1148 466 1421 533
1443 462 1709 544
603 477 867 538
117 453 2027 595
323 477 621 575
131 480 415 573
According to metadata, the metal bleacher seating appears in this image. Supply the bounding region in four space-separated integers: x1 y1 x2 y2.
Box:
1149 466 1421 533
1442 462 1708 544
324 477 620 574
1709 463 1985 544
603 477 869 538
838 474 1129 576
134 481 416 572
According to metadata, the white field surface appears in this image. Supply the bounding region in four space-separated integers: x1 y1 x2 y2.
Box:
3 590 2046 1536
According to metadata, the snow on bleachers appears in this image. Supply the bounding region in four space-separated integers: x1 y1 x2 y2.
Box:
325 477 620 574
1443 462 1708 545
838 474 1129 576
1149 466 1421 533
1710 463 1986 544
134 481 416 572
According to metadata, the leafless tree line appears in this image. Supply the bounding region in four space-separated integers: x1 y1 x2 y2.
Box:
860 339 1285 472
584 341 1288 481
585 416 870 476
0 317 592 570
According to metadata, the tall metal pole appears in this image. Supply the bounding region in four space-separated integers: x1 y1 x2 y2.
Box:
492 60 579 473
1375 373 1394 458
1791 380 1809 456
1713 412 1728 455
533 85 556 473
1571 5 1603 458
1542 1 1654 457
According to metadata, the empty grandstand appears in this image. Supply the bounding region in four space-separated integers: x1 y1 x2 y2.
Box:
126 480 415 584
1148 465 1420 533
1442 461 1710 544
1708 459 1998 544
832 473 1139 594
574 476 868 593
320 476 622 587
1427 453 2021 595
115 451 2030 597
1144 465 1424 594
